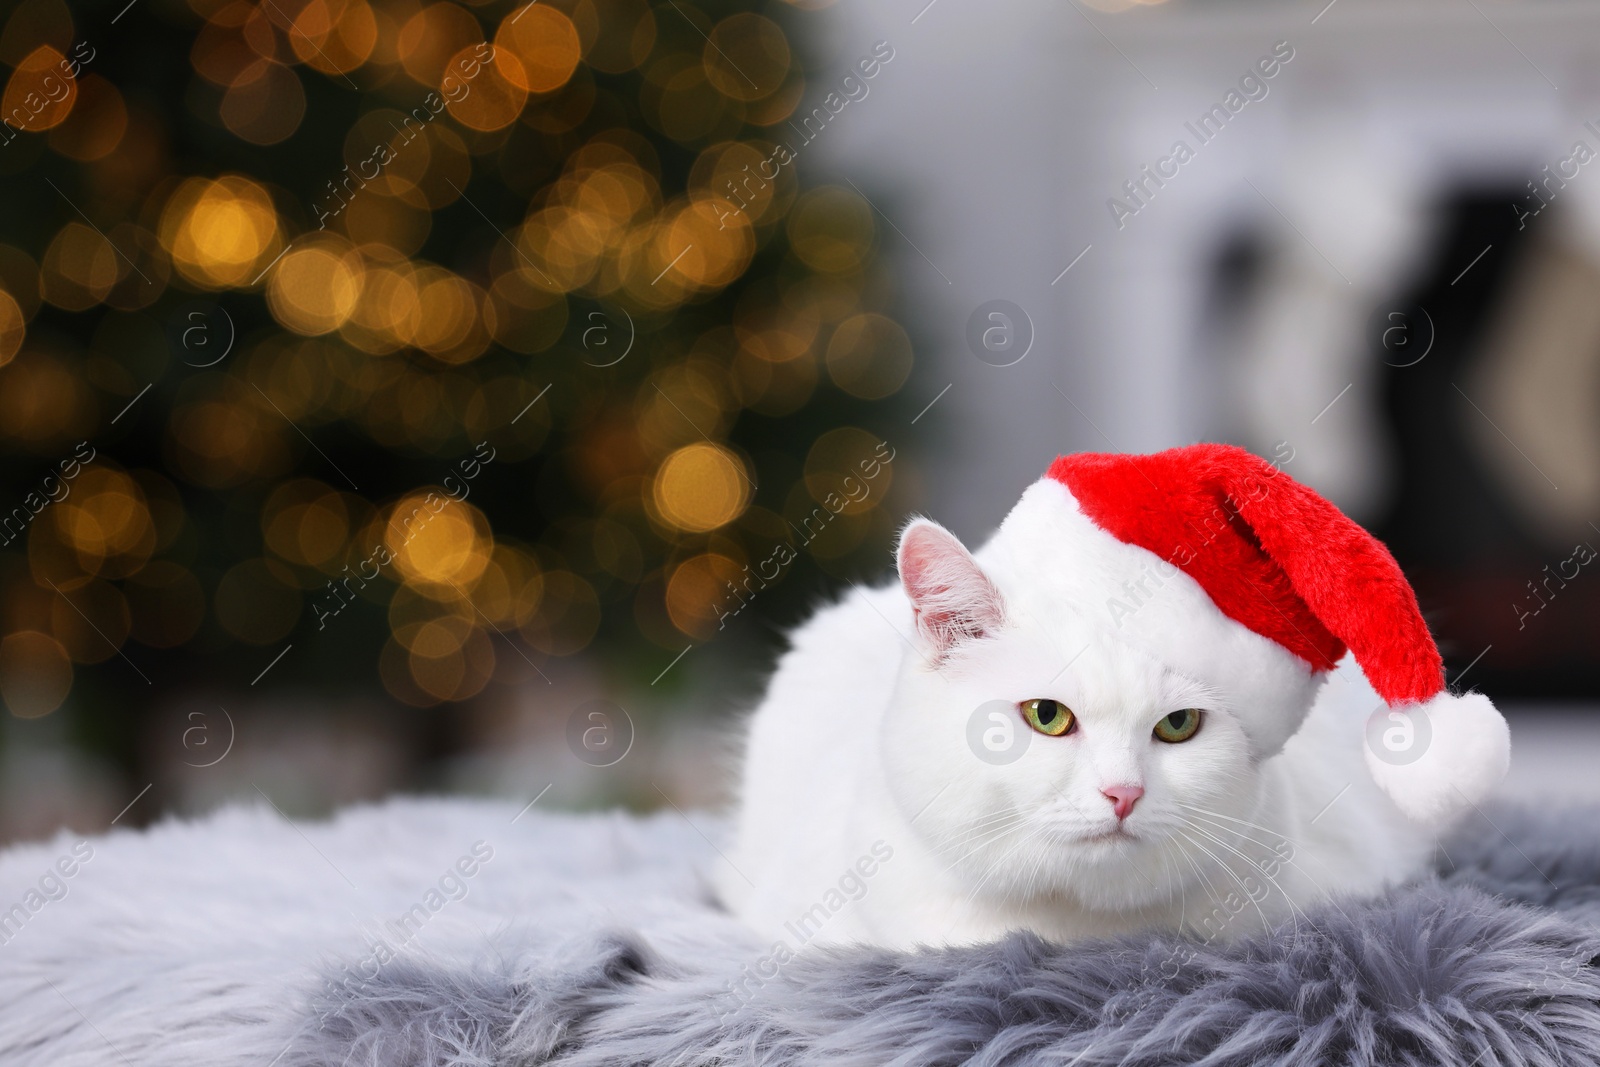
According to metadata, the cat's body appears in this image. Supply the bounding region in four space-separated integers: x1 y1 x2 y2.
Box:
720 584 1430 949
718 469 1465 950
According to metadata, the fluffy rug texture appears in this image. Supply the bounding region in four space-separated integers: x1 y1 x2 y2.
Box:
3 798 1600 1067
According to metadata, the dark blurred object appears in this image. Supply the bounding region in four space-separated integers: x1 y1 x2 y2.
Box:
1376 190 1600 698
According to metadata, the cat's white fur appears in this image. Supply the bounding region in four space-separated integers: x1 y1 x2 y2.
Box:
720 480 1439 949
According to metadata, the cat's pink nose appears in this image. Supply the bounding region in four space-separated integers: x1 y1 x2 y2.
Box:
1100 784 1144 821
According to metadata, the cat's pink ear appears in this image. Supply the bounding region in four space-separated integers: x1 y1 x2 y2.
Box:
897 519 1006 656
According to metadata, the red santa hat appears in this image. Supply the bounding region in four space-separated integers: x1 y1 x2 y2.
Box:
1027 443 1508 823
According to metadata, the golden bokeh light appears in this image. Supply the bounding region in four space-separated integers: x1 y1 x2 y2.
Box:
407 623 494 702
220 60 306 145
262 479 350 568
41 221 121 311
691 140 789 226
465 543 543 625
518 204 607 293
574 0 656 74
342 108 430 199
485 271 567 353
289 0 378 74
410 266 488 361
161 175 282 289
665 551 743 639
1 46 78 132
167 378 292 488
0 245 41 323
517 569 599 655
191 2 279 86
442 44 526 131
391 124 471 210
703 14 790 102
494 6 581 93
733 334 818 415
521 63 597 134
787 186 874 273
267 238 365 335
396 2 482 87
643 55 733 144
51 466 157 577
342 259 423 353
804 426 892 516
341 193 433 257
661 197 755 290
388 585 471 649
46 75 127 161
0 351 95 447
512 144 663 293
402 613 469 658
637 362 733 455
385 491 492 592
0 631 73 718
651 442 751 533
0 288 26 366
825 312 913 399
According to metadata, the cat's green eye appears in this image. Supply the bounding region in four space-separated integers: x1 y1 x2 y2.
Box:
1021 698 1075 737
1153 709 1202 743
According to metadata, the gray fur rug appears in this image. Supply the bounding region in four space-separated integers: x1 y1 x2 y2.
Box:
4 799 1600 1066
292 805 1600 1067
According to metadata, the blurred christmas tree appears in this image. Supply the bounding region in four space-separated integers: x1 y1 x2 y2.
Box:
0 0 916 739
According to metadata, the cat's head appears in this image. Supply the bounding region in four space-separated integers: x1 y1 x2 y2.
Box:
878 481 1312 914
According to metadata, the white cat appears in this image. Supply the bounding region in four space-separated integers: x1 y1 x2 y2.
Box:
718 449 1510 950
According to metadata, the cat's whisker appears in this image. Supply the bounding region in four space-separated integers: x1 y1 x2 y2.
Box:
934 827 1018 864
933 809 1026 850
1177 806 1327 892
932 806 1026 848
1014 833 1056 905
1176 802 1299 851
955 821 1038 908
1178 805 1351 925
1180 817 1351 942
1172 850 1187 933
1177 818 1309 936
936 830 1025 876
935 814 1031 875
929 811 1025 859
1178 806 1327 884
1175 829 1277 938
1204 768 1269 798
1169 835 1214 938
1176 801 1336 886
1181 834 1224 902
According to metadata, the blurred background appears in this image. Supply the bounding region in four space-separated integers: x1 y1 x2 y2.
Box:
2 0 1598 845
